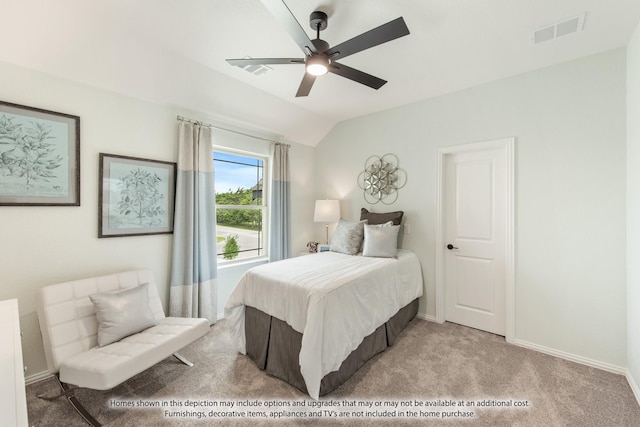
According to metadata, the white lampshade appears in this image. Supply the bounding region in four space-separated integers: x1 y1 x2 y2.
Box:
314 199 340 245
314 200 340 223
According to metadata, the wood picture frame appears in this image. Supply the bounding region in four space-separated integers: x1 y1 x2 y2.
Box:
0 100 80 206
99 153 176 238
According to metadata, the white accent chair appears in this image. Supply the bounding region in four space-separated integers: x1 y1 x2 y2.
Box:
37 269 209 426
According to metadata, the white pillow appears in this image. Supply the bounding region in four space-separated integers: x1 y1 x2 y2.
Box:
363 222 400 258
89 283 157 347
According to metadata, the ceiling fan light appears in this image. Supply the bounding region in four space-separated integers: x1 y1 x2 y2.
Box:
306 54 330 76
307 63 328 76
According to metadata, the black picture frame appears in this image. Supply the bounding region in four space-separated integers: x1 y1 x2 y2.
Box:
0 100 80 206
99 153 176 238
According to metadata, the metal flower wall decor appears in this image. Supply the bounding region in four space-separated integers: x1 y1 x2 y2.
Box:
357 154 407 204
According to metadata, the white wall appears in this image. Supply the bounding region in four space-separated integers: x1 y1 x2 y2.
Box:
627 21 640 399
0 60 315 379
314 49 627 369
0 42 631 387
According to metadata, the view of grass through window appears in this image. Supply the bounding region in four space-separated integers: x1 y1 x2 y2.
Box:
213 151 265 262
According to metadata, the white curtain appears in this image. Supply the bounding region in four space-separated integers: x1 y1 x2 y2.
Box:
269 143 291 261
169 121 217 323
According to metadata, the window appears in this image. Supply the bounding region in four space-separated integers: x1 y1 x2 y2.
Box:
213 150 267 263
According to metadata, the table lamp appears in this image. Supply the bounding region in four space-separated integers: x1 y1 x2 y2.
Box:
313 200 340 244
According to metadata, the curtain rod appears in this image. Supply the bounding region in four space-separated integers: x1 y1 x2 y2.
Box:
177 115 289 147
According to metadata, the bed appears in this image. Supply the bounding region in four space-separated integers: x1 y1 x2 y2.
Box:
224 226 423 399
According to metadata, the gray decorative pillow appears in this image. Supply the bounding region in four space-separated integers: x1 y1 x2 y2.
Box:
330 219 366 255
360 207 404 225
363 222 400 258
90 283 157 347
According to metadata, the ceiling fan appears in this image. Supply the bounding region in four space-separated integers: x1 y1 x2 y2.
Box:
226 0 410 97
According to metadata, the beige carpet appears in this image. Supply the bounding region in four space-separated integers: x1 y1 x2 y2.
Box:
26 318 640 426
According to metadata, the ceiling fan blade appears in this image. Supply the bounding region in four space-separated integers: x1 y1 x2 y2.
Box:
329 62 387 90
325 17 409 60
260 0 316 54
226 58 304 66
295 73 317 97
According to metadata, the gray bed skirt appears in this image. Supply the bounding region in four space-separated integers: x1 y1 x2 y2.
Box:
244 298 419 396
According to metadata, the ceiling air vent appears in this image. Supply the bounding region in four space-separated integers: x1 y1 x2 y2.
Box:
238 56 272 76
531 12 586 45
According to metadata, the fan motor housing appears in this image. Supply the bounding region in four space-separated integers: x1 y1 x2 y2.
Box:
312 38 330 53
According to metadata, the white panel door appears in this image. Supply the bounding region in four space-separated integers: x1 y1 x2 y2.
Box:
444 146 507 335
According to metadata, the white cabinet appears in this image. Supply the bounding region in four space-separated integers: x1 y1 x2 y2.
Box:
0 299 28 427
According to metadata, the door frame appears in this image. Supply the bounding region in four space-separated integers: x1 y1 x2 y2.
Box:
435 137 515 343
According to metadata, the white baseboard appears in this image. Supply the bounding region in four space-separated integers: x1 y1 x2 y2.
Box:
627 370 640 406
512 338 626 375
416 312 437 322
25 370 53 386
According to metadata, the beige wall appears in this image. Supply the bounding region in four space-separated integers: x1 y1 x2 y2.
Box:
314 49 628 369
0 60 315 379
0 43 634 387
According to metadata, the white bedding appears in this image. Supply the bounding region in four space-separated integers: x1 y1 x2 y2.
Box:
224 249 423 399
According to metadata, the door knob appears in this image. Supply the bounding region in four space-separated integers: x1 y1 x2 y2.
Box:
447 244 459 250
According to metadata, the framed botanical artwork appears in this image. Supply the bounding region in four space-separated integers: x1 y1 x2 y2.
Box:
0 100 80 206
99 153 176 238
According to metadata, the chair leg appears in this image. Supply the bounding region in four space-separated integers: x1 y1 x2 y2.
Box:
51 375 102 427
173 352 194 367
39 354 194 426
37 384 76 401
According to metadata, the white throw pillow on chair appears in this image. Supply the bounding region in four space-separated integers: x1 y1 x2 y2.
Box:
90 283 157 347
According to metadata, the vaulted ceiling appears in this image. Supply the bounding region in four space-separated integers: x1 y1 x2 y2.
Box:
1 0 639 145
